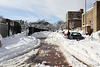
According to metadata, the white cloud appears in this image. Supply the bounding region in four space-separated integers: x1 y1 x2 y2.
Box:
87 0 95 9
0 0 96 22
11 16 38 22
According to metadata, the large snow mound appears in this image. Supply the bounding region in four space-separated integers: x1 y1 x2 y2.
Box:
92 30 100 41
44 32 66 45
32 31 52 38
0 32 40 63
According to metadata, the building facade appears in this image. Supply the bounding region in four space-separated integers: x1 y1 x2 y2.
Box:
82 1 100 33
0 17 21 37
65 9 83 30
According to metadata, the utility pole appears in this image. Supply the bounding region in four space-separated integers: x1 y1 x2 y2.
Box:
85 0 87 35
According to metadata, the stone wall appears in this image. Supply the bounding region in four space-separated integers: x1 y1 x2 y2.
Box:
97 1 100 31
93 1 100 32
82 1 100 33
93 1 98 32
82 8 93 27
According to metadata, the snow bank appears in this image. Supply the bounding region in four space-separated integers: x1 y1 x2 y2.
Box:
92 30 100 41
44 32 65 45
32 31 52 38
0 32 41 63
44 32 100 67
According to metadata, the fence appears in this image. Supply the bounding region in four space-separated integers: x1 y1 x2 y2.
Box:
0 22 21 38
0 23 8 37
28 27 49 35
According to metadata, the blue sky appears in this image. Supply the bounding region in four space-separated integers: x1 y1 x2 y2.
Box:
0 0 96 23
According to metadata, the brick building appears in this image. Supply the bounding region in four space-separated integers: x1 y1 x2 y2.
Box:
65 1 100 35
65 9 83 30
82 1 100 34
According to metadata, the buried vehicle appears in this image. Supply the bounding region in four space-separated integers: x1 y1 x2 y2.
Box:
70 32 84 40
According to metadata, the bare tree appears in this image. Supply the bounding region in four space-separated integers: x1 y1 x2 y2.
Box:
69 22 75 30
56 21 65 30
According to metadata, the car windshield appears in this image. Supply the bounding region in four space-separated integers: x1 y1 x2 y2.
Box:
72 33 81 36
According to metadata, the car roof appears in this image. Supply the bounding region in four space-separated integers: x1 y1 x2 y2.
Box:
71 32 80 34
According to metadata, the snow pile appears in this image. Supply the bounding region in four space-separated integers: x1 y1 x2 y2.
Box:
44 32 100 67
0 32 41 63
92 31 100 41
32 31 52 38
44 32 66 45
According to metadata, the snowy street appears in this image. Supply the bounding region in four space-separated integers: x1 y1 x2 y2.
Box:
33 43 71 67
0 31 100 67
0 0 100 67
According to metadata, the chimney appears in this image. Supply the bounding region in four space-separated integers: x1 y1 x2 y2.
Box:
79 9 84 13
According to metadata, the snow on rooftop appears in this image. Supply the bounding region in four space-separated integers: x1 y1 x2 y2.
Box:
87 7 93 12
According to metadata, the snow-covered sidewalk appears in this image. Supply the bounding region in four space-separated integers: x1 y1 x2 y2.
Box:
44 31 100 67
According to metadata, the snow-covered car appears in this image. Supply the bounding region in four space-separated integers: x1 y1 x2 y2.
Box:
70 32 84 40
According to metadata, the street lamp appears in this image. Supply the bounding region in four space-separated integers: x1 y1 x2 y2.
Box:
85 0 87 35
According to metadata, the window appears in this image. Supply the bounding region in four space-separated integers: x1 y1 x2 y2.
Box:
76 14 81 18
69 14 73 18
